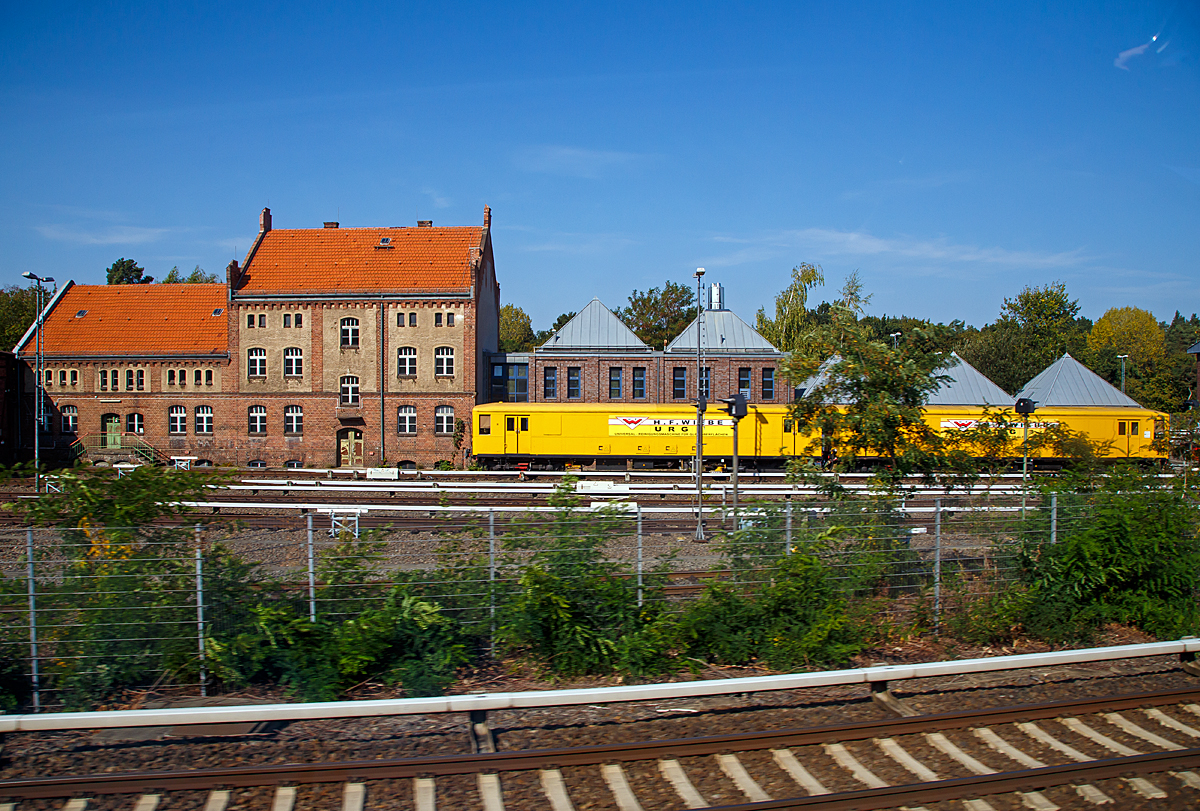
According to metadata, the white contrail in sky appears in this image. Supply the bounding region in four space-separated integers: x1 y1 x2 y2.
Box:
1114 33 1159 70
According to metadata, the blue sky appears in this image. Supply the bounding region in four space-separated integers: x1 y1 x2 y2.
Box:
2 1 1197 331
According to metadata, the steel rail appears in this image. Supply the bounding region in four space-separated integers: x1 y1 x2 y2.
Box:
2 687 1197 798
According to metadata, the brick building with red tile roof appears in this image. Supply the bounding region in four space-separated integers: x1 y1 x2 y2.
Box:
15 206 500 469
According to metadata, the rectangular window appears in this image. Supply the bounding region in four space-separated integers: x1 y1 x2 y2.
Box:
258 314 266 328
673 367 687 399
57 370 65 386
609 367 623 399
248 406 266 434
294 313 302 328
397 347 417 376
127 413 143 434
341 318 360 347
409 312 416 327
194 369 202 386
247 349 266 377
398 312 405 327
1118 421 1126 436
434 346 454 376
544 367 558 399
196 406 213 434
284 405 303 435
136 369 145 391
633 367 646 399
738 368 752 398
123 369 131 391
169 406 186 434
340 376 360 406
762 368 775 400
44 369 52 386
397 405 416 434
205 369 212 386
178 368 186 386
167 369 175 386
284 348 304 377
504 364 528 402
567 367 581 399
283 314 291 328
479 414 491 435
435 313 443 327
1131 421 1139 436
111 370 120 391
247 314 255 328
70 370 78 386
447 312 455 326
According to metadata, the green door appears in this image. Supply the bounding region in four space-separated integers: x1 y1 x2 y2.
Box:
101 414 121 449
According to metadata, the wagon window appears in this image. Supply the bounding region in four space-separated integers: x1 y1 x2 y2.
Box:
1118 421 1126 436
506 417 514 431
1130 421 1139 436
521 417 528 431
479 414 491 435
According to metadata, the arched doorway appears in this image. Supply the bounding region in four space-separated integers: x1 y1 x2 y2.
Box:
337 428 364 467
100 414 121 448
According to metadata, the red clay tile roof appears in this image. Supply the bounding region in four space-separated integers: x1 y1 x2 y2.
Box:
19 284 229 357
238 226 485 294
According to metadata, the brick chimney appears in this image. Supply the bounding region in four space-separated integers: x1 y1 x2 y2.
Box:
260 208 272 232
484 204 492 229
226 259 240 287
324 221 340 229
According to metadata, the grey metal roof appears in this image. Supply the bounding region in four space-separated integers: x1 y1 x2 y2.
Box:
538 298 650 352
927 352 1013 406
1016 353 1143 408
666 309 780 354
1188 340 1200 355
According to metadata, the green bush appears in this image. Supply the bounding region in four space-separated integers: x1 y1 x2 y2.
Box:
677 553 864 669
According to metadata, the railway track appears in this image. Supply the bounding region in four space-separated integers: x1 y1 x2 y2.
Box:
5 687 1200 809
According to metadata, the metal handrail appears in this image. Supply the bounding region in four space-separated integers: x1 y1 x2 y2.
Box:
68 433 170 466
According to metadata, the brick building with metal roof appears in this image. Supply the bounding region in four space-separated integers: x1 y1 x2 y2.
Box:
15 206 500 469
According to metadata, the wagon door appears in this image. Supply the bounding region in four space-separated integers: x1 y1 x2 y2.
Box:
504 414 530 454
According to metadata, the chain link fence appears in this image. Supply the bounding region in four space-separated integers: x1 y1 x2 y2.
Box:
0 495 1099 711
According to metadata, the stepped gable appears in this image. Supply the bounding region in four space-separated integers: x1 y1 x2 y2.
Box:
539 298 651 352
927 352 1013 406
1016 352 1143 408
666 309 780 354
237 223 485 295
15 283 229 357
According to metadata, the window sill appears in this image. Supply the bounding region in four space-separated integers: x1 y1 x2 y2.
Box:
248 432 267 437
284 433 303 438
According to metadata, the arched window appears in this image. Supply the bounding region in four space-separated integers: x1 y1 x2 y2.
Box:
61 405 78 434
44 369 52 386
58 370 66 387
340 376 360 405
195 405 214 434
341 317 360 347
283 347 303 377
435 405 454 435
167 369 176 386
126 413 143 434
434 346 455 376
248 405 267 434
194 369 203 386
397 405 416 434
284 405 303 435
397 346 417 376
248 459 267 468
247 348 266 377
168 405 186 434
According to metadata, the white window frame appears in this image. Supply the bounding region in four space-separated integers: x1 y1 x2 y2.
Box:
398 346 417 376
248 405 267 435
247 348 267 378
340 375 360 406
283 347 303 377
61 405 78 434
434 346 454 376
397 405 416 434
284 405 303 435
168 405 186 435
434 405 454 435
126 413 144 434
341 317 360 348
195 405 214 434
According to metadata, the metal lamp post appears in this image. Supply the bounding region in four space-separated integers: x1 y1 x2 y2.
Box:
693 268 706 542
1117 354 1128 393
22 272 54 494
889 331 901 349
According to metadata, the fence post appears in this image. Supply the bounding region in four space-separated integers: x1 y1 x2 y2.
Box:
934 498 942 633
636 503 644 608
1050 494 1058 544
785 499 793 555
306 513 316 623
26 528 40 712
194 524 206 697
489 509 497 654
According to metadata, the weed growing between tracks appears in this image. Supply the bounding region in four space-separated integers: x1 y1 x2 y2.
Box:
1 467 1198 710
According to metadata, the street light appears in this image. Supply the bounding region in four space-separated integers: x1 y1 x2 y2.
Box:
693 268 706 542
22 272 55 495
1117 354 1129 393
889 332 901 349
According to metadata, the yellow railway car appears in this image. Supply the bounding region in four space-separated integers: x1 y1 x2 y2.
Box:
472 402 1167 470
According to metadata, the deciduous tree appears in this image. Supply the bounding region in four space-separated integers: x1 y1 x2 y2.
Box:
615 281 695 349
0 284 39 351
755 263 823 351
1087 306 1165 369
498 304 536 352
161 265 219 284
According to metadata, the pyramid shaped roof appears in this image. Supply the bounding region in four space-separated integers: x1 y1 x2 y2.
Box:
538 298 650 352
1016 353 1143 408
666 309 780 354
927 353 1013 406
